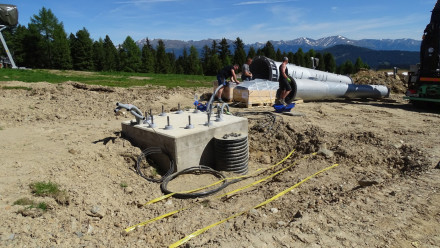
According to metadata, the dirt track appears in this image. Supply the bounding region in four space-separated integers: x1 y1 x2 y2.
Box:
0 74 439 247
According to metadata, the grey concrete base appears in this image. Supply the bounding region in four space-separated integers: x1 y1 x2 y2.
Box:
121 109 248 172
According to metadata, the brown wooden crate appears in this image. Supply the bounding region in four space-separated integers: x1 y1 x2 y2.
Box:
233 87 277 107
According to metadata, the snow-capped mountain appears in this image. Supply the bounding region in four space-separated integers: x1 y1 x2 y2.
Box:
135 35 421 56
259 36 420 52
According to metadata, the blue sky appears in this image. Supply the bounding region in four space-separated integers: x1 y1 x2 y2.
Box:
10 0 437 45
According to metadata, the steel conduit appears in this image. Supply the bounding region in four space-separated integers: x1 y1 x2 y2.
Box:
247 56 389 101
292 78 390 100
251 56 353 84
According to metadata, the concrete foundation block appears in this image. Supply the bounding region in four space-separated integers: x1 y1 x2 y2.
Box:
121 109 248 172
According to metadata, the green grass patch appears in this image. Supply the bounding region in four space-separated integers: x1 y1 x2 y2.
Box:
30 181 60 196
13 197 35 206
35 202 48 211
2 86 32 91
14 197 48 212
30 181 70 205
0 68 215 88
120 182 128 188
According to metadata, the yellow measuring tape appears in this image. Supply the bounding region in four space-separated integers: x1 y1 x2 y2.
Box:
125 149 297 232
125 207 187 233
143 149 296 206
216 152 316 199
169 163 340 248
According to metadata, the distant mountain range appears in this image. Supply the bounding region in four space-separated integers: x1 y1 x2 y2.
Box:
136 35 421 69
254 35 421 52
322 45 419 70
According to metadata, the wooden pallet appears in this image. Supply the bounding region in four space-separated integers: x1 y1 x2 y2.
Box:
241 102 274 108
236 99 303 108
233 88 277 108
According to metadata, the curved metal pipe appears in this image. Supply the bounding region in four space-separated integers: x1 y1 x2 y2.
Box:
115 102 145 124
206 84 224 121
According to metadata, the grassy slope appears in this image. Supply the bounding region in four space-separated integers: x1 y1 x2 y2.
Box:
0 69 215 88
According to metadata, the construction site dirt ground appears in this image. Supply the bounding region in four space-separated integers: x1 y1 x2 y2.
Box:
0 72 439 247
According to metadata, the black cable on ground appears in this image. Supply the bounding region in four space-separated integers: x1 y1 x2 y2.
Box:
136 147 175 183
160 166 235 199
234 111 278 135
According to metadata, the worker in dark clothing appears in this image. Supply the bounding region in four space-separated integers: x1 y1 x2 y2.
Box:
278 57 291 105
216 64 240 102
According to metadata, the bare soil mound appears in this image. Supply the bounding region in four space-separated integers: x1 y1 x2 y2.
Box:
351 69 407 94
0 74 439 247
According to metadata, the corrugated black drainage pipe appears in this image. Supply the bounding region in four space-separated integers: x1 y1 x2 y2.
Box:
214 133 249 175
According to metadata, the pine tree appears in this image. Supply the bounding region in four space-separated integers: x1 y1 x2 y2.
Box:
188 46 202 75
323 52 336 73
338 60 355 75
247 46 256 59
315 52 324 71
275 48 283 61
117 46 126 71
181 47 189 74
120 36 141 72
70 28 94 71
304 49 316 68
295 48 305 67
201 45 211 75
167 52 176 74
262 41 276 59
102 35 118 71
233 37 246 69
287 52 295 64
21 25 43 68
92 39 105 71
29 7 67 68
174 56 185 74
155 39 170 74
354 57 369 72
51 24 72 69
140 38 155 73
207 54 221 76
210 40 218 56
218 38 231 67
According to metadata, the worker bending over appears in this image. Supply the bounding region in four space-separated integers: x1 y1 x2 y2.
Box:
216 64 240 103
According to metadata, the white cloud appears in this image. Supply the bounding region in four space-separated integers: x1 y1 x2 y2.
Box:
268 5 304 23
206 16 236 26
